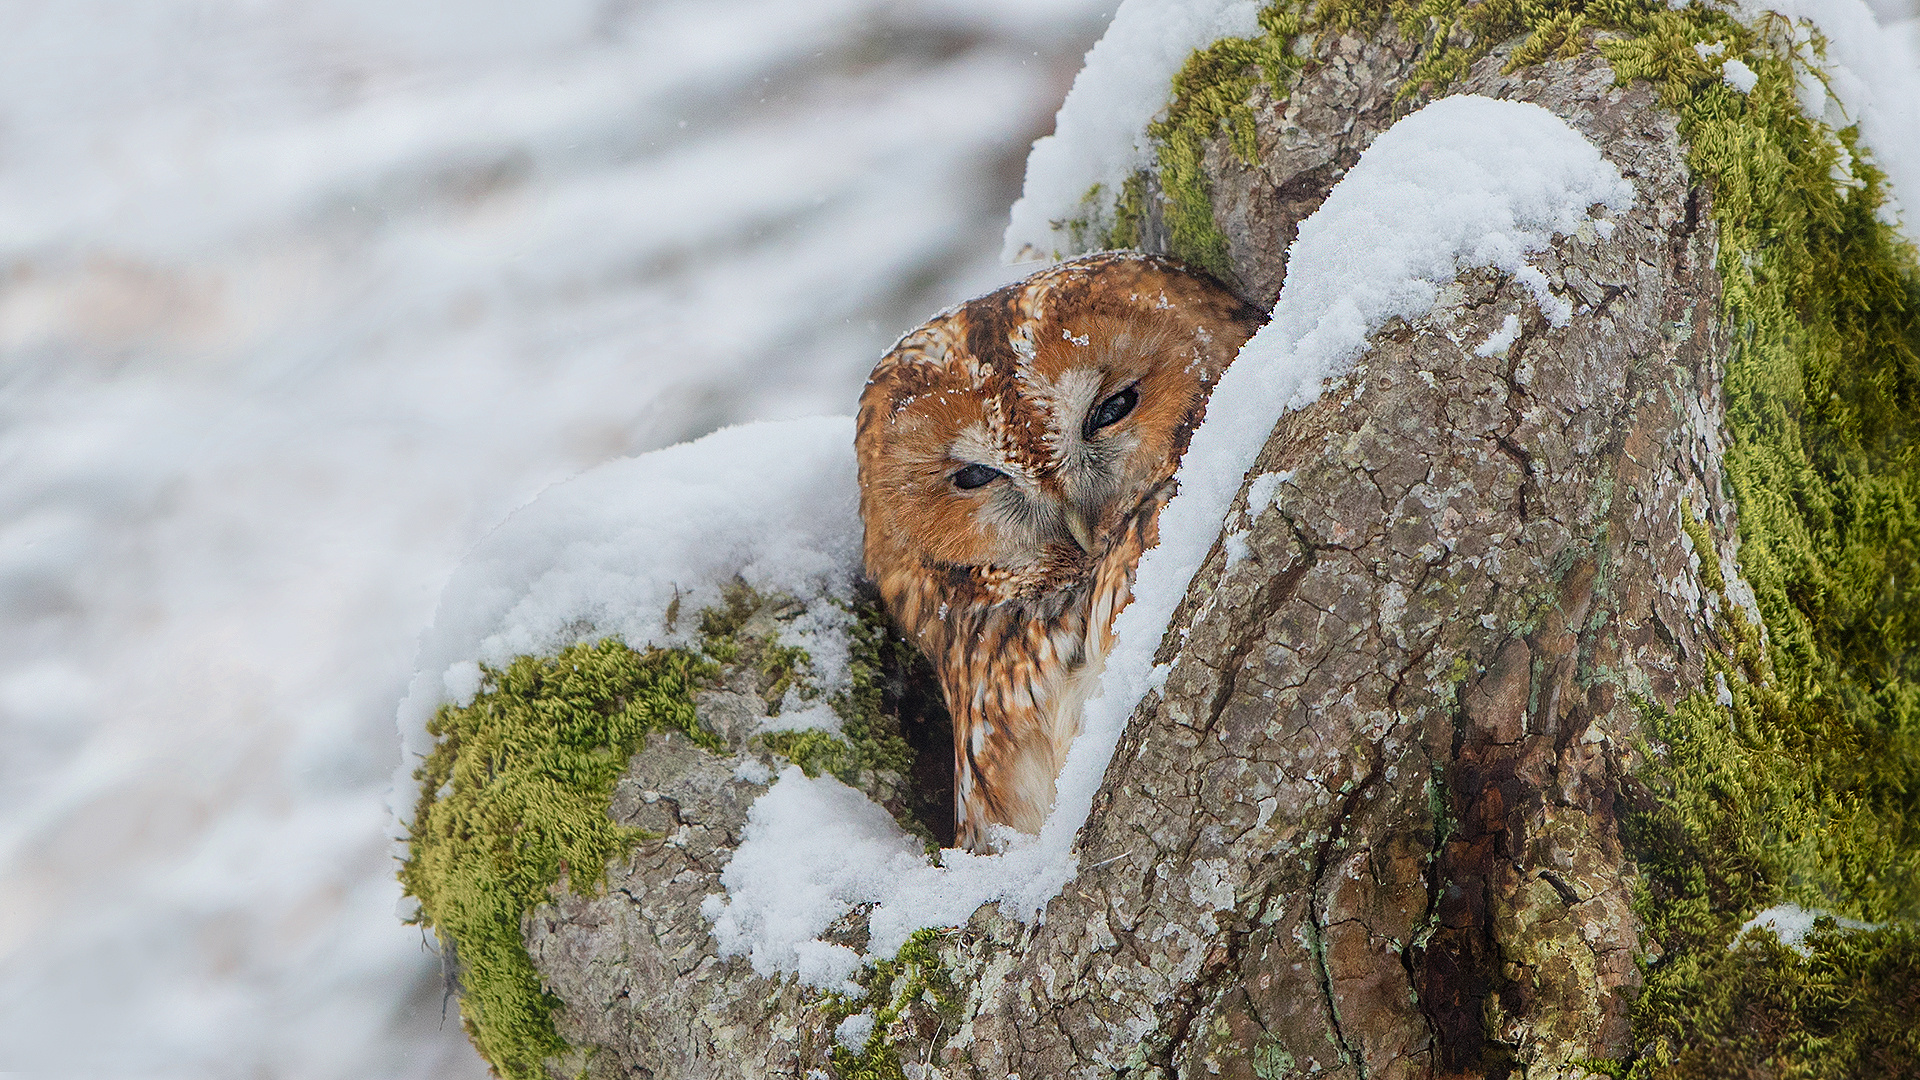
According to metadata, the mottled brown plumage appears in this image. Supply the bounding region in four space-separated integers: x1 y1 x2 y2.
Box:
855 252 1260 850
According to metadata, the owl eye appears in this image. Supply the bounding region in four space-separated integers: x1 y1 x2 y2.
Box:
951 463 1003 490
1083 385 1139 439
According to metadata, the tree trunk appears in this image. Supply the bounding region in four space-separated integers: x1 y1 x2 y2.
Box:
518 28 1741 1080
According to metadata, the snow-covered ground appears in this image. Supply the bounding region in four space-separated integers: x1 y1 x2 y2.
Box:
0 2 1108 1075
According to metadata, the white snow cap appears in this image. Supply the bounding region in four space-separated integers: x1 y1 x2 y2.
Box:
1738 902 1879 956
704 768 928 993
1002 0 1265 262
390 416 863 832
1723 57 1761 92
708 94 1632 988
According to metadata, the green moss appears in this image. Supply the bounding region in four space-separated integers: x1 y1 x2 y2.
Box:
1133 7 1306 276
1106 171 1151 251
1643 918 1920 1076
825 928 964 1080
1057 176 1151 259
399 637 719 1080
696 580 817 713
764 598 913 780
398 584 834 1077
1570 8 1919 1075
1679 498 1727 593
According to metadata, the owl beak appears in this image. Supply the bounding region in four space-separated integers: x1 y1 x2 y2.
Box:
1064 506 1096 554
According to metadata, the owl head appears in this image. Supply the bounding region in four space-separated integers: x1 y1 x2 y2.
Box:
856 252 1261 610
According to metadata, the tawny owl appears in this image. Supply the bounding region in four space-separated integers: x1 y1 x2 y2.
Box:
855 251 1260 851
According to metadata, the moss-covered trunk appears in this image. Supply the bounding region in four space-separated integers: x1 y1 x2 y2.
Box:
405 6 1919 1078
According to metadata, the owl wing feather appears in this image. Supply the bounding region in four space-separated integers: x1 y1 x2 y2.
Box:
947 491 1157 850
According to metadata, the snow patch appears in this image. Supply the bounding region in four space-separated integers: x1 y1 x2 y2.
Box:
1737 902 1879 956
705 767 928 993
835 1011 875 1052
758 700 845 736
1738 0 1920 240
1231 96 1631 364
390 417 863 834
1245 470 1287 514
1474 312 1523 358
441 660 483 708
1723 57 1761 92
1223 529 1253 568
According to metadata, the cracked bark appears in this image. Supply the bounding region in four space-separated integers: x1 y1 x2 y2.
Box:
511 28 1747 1080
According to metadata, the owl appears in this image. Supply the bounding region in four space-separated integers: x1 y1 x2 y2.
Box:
855 251 1261 851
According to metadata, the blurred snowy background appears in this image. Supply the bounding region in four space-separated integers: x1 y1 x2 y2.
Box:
0 1 1109 1075
1 0 1916 1077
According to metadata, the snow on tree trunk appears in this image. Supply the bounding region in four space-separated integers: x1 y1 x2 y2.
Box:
516 33 1738 1080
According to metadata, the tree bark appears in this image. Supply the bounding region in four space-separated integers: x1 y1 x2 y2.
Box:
516 29 1743 1080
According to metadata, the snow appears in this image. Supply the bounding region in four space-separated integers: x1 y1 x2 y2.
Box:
733 757 775 785
705 766 1103 988
1475 312 1524 357
1245 471 1288 514
759 700 850 736
835 1010 877 1051
1723 57 1762 91
391 417 865 834
1236 95 1631 391
1738 902 1880 955
441 660 484 708
1003 0 1265 261
704 767 929 992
